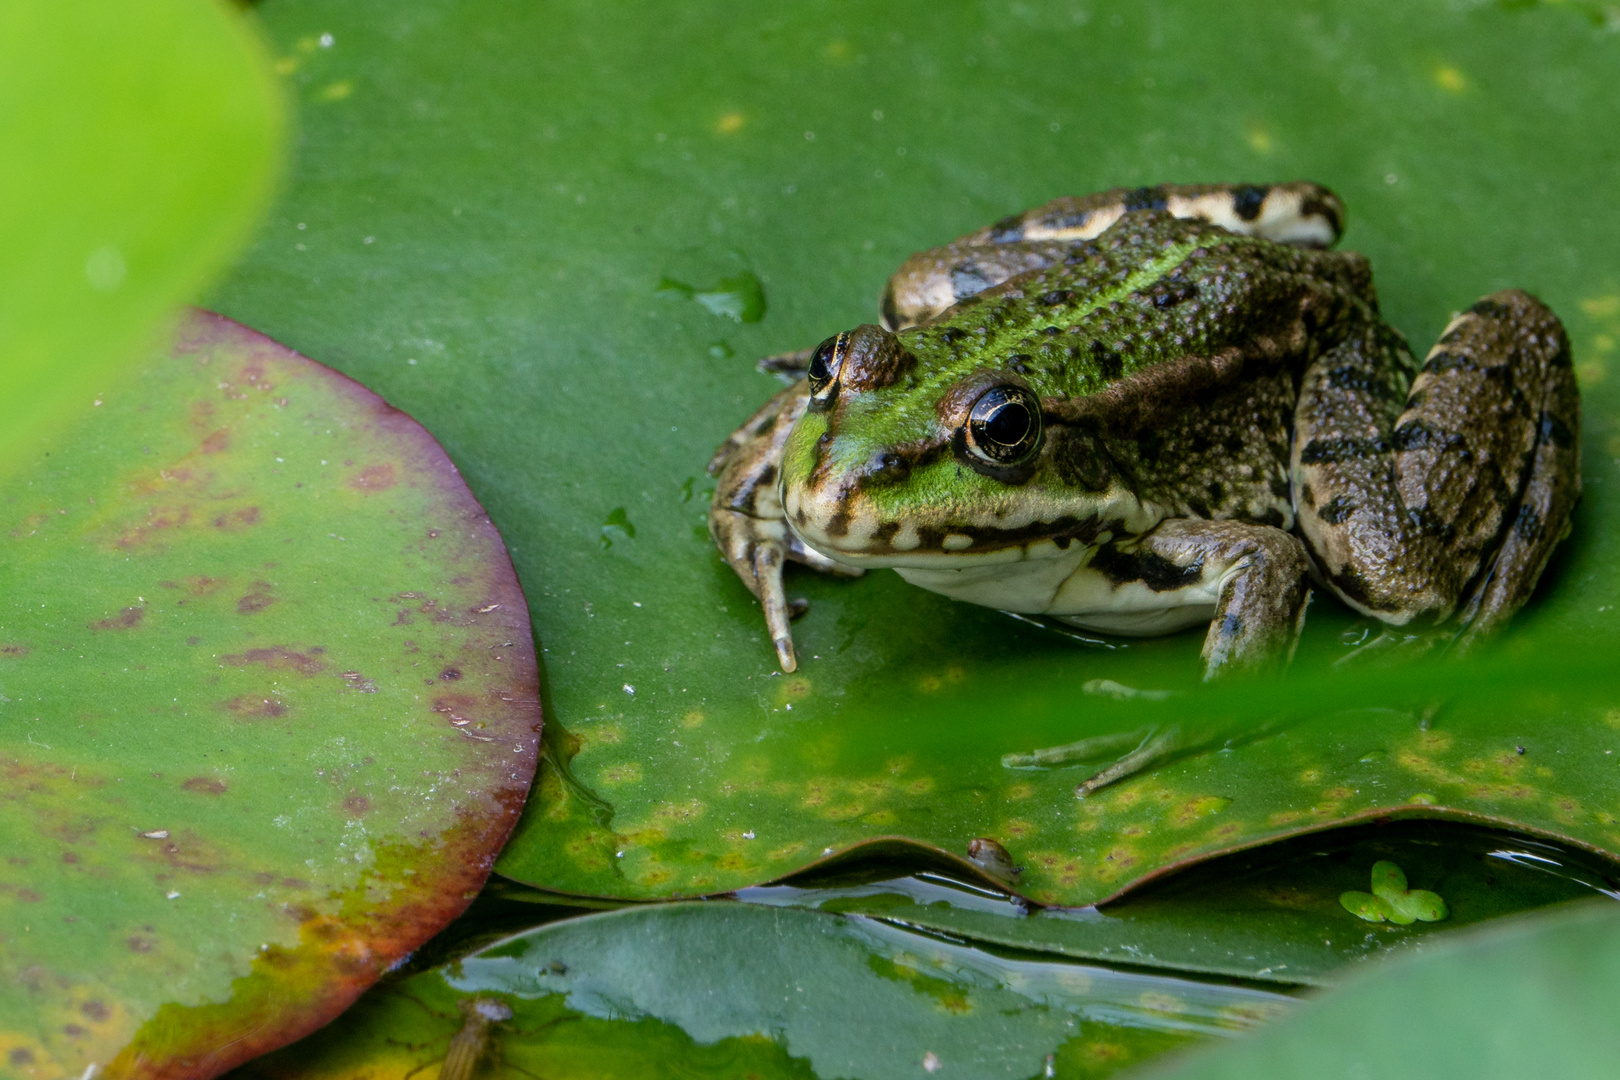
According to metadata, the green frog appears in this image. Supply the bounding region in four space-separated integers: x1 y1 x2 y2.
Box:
708 181 1580 782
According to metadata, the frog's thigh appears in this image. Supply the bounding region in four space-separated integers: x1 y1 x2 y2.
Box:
1051 519 1311 678
1295 291 1578 636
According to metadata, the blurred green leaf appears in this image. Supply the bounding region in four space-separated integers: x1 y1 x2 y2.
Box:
1138 902 1620 1079
211 0 1620 902
235 902 1295 1080
0 0 284 473
0 314 539 1078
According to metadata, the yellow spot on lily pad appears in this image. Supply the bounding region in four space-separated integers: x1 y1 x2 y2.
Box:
1581 295 1620 319
1001 818 1035 838
1433 64 1468 92
904 777 935 795
316 80 352 102
274 56 299 75
1006 783 1035 801
1172 795 1233 826
681 709 705 728
600 762 642 784
716 111 745 134
863 809 897 826
1298 767 1322 783
1577 361 1605 386
651 799 704 824
1245 123 1273 154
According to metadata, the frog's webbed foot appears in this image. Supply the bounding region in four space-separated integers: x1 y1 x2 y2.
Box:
708 375 863 673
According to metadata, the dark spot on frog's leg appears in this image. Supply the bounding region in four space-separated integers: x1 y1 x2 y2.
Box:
880 284 901 331
1538 410 1576 450
1548 341 1573 368
1206 481 1224 505
1515 503 1545 542
1299 483 1315 508
1318 496 1356 525
872 521 901 548
825 508 851 539
1404 506 1457 542
1392 420 1466 453
1299 193 1345 238
1232 185 1269 221
1253 508 1287 529
1124 185 1168 212
1269 476 1292 502
988 214 1025 243
1038 289 1073 306
1467 298 1516 321
1298 436 1391 465
1009 354 1035 375
941 327 968 345
1090 544 1204 592
756 464 778 486
1090 341 1123 379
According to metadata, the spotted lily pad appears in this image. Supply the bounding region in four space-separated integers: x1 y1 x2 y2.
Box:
0 313 539 1077
233 902 1294 1080
210 0 1620 910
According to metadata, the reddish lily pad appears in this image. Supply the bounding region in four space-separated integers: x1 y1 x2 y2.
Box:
0 312 539 1078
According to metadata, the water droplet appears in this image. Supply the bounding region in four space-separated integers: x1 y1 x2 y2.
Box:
658 273 767 323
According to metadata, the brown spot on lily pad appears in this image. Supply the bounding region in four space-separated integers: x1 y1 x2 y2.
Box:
221 647 324 675
223 695 287 721
213 506 261 530
342 796 371 817
182 777 228 795
349 464 398 490
91 606 145 631
237 581 278 613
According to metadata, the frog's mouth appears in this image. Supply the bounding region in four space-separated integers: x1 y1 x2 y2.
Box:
782 479 1134 571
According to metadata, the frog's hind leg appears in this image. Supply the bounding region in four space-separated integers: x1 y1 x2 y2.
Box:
882 182 1346 329
1294 290 1580 647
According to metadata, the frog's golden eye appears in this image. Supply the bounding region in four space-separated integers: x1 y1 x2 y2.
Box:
965 385 1042 466
807 333 849 404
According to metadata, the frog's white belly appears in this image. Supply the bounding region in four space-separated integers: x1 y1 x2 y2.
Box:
892 540 1222 636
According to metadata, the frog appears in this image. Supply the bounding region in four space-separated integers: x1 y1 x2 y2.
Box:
707 181 1580 786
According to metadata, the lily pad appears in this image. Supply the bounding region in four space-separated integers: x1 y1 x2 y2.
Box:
1139 901 1620 1079
234 902 1294 1080
0 313 539 1077
0 0 283 471
210 0 1620 908
735 821 1616 986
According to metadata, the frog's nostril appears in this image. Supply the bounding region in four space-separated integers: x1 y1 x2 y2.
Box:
868 450 910 483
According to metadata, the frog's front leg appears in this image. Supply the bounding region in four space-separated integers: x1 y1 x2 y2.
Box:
708 379 863 672
1294 290 1580 646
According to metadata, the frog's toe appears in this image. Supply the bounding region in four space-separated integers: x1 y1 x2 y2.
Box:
753 545 800 673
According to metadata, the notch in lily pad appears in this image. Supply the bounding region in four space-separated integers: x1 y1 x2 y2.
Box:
658 271 766 322
1341 860 1449 925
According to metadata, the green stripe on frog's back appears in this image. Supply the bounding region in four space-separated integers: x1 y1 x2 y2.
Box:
900 224 1250 400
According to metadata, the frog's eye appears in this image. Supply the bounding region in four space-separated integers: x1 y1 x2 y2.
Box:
807 333 849 402
965 385 1042 465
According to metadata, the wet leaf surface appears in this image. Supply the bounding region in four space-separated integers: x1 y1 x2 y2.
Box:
211 1 1620 905
0 0 282 471
1139 901 1620 1079
234 902 1294 1080
0 313 539 1078
733 820 1619 987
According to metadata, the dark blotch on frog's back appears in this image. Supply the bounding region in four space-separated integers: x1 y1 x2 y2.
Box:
837 324 917 392
1123 185 1170 212
1232 184 1270 221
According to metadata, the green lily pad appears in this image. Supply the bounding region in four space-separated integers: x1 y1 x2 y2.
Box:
0 0 283 471
1139 901 1620 1080
211 0 1620 908
0 313 539 1076
735 821 1615 986
234 902 1294 1080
